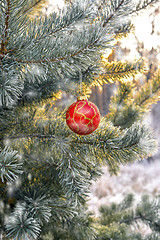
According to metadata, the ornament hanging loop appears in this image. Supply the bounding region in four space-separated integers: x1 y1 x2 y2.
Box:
78 69 83 95
77 70 87 100
77 69 87 100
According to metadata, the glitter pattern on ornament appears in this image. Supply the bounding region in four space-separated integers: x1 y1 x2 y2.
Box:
66 99 100 135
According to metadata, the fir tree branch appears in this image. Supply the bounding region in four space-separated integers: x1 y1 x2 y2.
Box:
33 2 94 42
0 134 56 141
0 59 5 77
103 0 125 28
66 151 76 188
98 59 144 84
22 0 44 15
131 0 159 14
0 60 23 107
1 39 101 64
0 0 10 54
0 147 23 183
4 0 10 40
19 189 52 223
98 194 160 239
58 149 90 201
5 208 41 240
134 71 160 110
0 0 127 65
107 72 160 129
2 120 155 174
106 82 136 126
0 133 143 151
24 154 58 168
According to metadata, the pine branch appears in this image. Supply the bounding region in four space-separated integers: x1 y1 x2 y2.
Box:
1 118 157 173
97 194 160 240
106 81 137 127
133 0 160 13
32 1 95 42
0 147 23 183
135 195 160 232
103 0 125 28
0 0 10 54
51 201 75 222
106 71 160 128
18 188 52 224
2 24 107 65
0 1 160 239
40 206 95 240
98 0 159 18
0 60 24 107
57 149 91 201
0 134 56 141
4 43 98 64
0 0 157 108
0 0 133 74
8 0 127 65
81 121 156 173
94 59 144 85
134 71 160 111
5 206 41 240
22 0 45 15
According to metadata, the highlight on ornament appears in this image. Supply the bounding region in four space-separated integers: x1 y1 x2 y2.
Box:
66 97 100 135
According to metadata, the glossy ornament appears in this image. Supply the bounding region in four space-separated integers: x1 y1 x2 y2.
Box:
66 98 100 135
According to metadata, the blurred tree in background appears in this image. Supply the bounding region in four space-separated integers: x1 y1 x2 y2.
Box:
0 0 160 239
90 4 160 116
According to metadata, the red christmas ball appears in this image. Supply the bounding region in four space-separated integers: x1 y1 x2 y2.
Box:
66 98 100 135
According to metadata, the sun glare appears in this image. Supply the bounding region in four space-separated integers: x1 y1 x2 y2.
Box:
43 0 65 14
120 7 160 64
45 0 160 67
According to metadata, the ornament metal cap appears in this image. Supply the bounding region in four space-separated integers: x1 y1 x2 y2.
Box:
77 96 88 101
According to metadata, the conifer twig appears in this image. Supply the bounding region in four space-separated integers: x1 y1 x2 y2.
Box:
22 0 43 14
0 41 100 63
0 0 126 64
103 0 125 28
1 0 10 53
